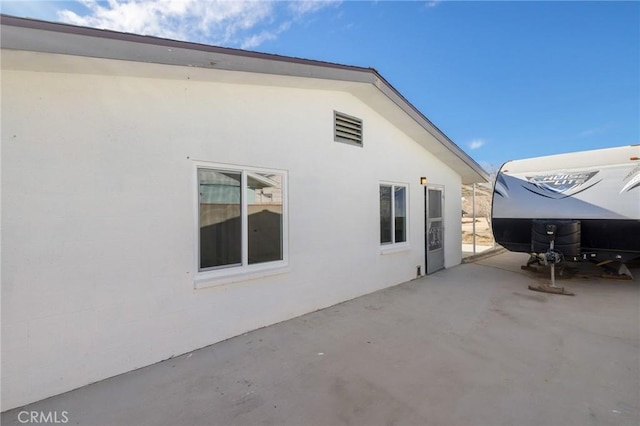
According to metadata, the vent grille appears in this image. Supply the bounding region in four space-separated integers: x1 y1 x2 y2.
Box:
334 111 363 146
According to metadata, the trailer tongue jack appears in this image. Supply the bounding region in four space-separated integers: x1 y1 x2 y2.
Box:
527 224 575 296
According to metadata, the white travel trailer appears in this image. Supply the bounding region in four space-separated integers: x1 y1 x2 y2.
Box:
492 145 640 265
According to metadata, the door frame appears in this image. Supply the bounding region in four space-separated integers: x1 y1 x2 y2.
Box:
425 184 445 274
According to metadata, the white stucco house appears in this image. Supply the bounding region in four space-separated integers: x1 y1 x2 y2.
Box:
1 15 488 410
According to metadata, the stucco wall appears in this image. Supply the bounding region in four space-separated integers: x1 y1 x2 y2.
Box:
1 58 462 409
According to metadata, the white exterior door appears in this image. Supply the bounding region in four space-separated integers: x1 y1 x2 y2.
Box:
426 186 445 274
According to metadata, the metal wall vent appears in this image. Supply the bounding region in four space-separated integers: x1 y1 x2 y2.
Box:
334 111 363 146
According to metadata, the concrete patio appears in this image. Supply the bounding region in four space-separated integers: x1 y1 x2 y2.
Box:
2 251 639 426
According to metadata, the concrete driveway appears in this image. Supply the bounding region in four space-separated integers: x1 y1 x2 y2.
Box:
3 252 639 426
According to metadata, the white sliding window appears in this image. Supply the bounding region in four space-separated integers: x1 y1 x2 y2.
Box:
380 184 408 245
197 165 287 282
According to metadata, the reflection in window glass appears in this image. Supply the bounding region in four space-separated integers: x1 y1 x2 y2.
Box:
380 184 408 245
394 186 406 243
199 170 242 269
247 173 283 264
380 185 392 244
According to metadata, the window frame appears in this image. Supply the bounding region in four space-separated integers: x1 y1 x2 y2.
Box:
379 182 410 252
194 162 289 288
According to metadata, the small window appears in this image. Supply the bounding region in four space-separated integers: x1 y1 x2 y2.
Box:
198 166 286 274
380 184 408 245
334 111 363 146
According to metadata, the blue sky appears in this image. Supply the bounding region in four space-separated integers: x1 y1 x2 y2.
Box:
2 0 638 170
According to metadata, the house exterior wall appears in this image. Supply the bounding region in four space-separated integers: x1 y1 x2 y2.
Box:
1 58 462 409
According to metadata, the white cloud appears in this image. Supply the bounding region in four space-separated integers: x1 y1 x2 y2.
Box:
578 124 610 138
469 139 486 150
288 0 341 17
56 0 338 48
240 21 293 49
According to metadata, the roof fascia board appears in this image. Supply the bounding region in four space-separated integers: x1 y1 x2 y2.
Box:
0 15 375 84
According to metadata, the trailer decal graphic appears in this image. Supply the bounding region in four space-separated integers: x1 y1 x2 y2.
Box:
620 173 640 193
620 165 640 193
493 173 510 198
525 171 599 197
521 185 556 199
